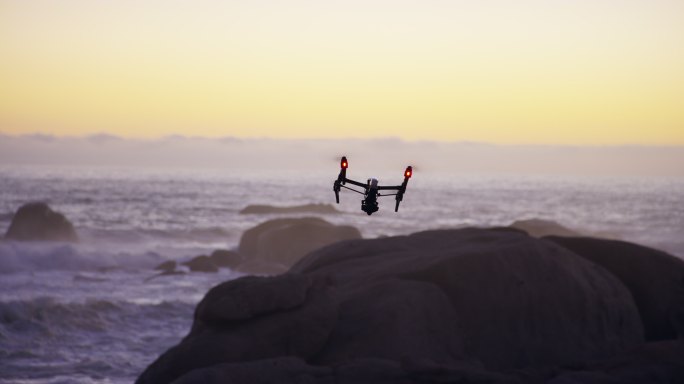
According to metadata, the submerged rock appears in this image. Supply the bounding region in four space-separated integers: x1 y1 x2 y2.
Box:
154 260 177 273
144 270 186 283
182 255 218 273
238 217 360 270
138 228 651 384
4 202 78 242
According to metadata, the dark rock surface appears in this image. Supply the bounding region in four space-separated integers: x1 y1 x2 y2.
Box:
238 217 361 269
4 202 78 242
239 203 341 215
182 255 218 273
169 356 517 384
170 357 333 384
135 228 677 384
313 278 465 366
546 236 684 341
545 340 684 384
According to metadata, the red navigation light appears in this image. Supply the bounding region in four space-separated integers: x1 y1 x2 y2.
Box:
341 157 348 169
404 166 413 178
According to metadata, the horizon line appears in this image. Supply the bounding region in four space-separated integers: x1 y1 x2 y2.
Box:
3 131 684 149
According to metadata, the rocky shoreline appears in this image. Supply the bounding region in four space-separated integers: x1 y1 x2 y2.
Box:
137 227 684 384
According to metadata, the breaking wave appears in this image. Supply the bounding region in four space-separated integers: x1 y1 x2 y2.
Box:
79 226 232 244
0 242 165 274
0 297 193 382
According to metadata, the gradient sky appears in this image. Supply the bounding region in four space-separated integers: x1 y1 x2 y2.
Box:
1 0 683 144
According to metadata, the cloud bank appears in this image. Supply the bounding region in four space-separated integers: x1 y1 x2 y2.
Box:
1 133 683 177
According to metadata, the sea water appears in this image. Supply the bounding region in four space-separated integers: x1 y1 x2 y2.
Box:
1 165 682 383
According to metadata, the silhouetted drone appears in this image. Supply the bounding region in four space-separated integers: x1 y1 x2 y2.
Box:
333 156 412 215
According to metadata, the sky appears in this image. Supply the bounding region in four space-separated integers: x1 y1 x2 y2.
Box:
1 0 683 145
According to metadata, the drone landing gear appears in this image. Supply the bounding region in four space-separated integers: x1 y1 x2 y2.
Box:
362 200 378 215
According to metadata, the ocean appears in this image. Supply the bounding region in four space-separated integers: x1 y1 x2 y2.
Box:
1 165 682 383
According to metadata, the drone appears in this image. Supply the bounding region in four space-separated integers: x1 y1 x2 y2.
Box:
333 156 413 215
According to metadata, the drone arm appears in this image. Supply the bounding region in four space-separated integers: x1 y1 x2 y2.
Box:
344 177 369 189
333 167 346 204
333 177 367 203
377 185 402 191
340 184 366 195
394 167 412 212
394 183 407 212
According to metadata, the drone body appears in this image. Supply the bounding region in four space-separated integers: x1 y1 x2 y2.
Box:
333 156 412 215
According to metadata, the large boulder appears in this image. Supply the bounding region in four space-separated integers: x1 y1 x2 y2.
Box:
138 228 649 384
294 228 643 370
545 236 684 341
237 217 360 270
137 274 338 384
4 202 78 242
208 249 243 269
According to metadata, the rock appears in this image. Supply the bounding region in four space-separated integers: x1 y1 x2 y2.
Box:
545 236 684 341
291 228 643 370
170 356 516 384
313 278 465 366
194 274 313 325
510 218 581 238
139 228 648 384
546 340 684 384
208 249 242 269
137 274 338 384
154 260 177 272
4 202 78 242
182 255 218 273
239 203 340 215
170 357 334 384
335 358 410 384
238 217 361 270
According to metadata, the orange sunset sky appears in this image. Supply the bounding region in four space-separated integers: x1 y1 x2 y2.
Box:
1 0 683 145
